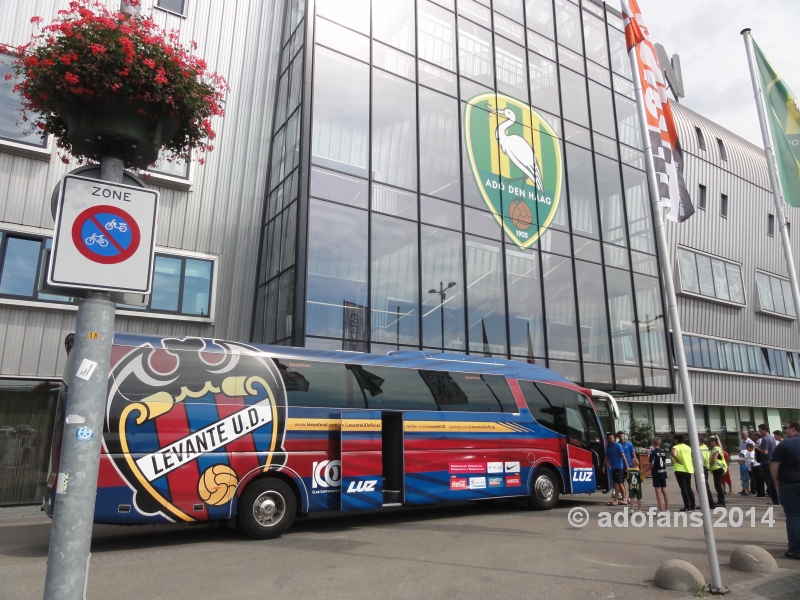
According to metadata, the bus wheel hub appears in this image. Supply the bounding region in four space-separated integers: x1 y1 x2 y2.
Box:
535 476 554 501
253 492 284 526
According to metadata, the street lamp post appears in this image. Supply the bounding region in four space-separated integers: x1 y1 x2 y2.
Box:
428 281 456 350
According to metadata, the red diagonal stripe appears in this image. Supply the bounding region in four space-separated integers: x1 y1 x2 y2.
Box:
88 215 124 253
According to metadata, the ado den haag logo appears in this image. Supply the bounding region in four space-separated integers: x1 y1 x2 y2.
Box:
103 337 287 522
464 93 563 249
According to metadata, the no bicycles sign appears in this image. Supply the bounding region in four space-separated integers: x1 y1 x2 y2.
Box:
48 174 158 294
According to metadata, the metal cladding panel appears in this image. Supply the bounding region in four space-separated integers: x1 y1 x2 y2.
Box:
641 370 800 410
667 103 800 352
0 0 285 379
0 307 74 377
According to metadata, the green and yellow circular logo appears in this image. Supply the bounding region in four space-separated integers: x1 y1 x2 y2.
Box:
464 93 563 249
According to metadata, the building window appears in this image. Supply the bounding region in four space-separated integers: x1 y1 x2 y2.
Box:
768 213 775 236
0 229 214 318
676 247 745 305
695 127 706 150
756 271 796 318
0 54 48 148
156 0 187 15
720 193 728 218
147 149 190 180
698 184 707 210
717 137 727 161
682 333 800 379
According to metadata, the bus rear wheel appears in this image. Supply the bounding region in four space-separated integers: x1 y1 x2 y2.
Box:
529 468 559 510
237 478 296 540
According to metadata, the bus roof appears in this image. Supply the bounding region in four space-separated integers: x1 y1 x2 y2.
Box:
112 332 589 394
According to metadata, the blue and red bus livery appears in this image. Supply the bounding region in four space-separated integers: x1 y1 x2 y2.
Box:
46 334 609 539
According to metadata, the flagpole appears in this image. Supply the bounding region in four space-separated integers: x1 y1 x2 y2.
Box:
741 29 800 328
627 45 726 595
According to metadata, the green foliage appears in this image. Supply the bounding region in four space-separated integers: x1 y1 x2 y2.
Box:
628 418 654 450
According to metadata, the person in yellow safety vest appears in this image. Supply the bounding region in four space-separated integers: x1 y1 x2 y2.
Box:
708 435 728 508
671 435 696 512
698 436 718 509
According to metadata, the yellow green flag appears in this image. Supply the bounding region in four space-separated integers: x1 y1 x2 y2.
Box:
753 40 800 207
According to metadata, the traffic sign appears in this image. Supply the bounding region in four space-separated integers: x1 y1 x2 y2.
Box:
48 174 159 294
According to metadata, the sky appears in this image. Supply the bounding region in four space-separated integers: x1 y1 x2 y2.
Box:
612 0 800 148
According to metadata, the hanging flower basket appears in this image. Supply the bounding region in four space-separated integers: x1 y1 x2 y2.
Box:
1 0 228 168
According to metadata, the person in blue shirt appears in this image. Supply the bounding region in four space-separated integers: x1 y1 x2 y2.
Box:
603 432 629 505
618 431 636 473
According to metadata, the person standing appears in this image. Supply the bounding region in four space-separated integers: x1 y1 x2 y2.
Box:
603 432 629 506
751 432 766 497
738 453 751 496
650 437 670 513
721 448 733 494
756 424 779 504
770 421 800 560
746 442 756 495
740 429 757 453
708 435 727 507
775 431 785 444
698 436 716 509
672 435 696 512
618 431 635 475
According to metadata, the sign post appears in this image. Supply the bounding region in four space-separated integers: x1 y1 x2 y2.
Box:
43 157 158 600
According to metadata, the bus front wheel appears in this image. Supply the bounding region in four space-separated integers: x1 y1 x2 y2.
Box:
529 468 559 510
237 478 296 540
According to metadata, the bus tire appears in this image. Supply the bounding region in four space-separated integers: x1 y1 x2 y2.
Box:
237 478 296 540
529 468 559 510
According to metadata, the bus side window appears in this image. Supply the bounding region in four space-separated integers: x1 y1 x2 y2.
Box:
564 406 589 447
517 380 563 433
274 359 366 408
348 365 439 410
421 372 517 412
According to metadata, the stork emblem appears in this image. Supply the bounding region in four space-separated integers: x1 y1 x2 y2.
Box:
464 93 563 249
493 107 544 193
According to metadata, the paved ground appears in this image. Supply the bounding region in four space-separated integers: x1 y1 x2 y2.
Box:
1 472 797 600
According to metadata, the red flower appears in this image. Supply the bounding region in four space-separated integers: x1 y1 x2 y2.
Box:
3 73 11 81
143 58 155 69
64 72 79 84
30 16 43 24
89 43 105 54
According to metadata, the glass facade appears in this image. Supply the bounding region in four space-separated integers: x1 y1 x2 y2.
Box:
254 0 672 393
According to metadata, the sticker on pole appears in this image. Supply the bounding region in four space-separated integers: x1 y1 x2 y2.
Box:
48 174 158 294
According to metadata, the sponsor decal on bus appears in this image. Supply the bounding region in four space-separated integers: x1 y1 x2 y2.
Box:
312 460 342 492
103 337 288 523
504 461 520 473
469 477 487 490
487 462 503 474
488 476 503 487
505 475 521 487
450 478 468 490
572 467 594 482
449 462 486 474
346 479 378 493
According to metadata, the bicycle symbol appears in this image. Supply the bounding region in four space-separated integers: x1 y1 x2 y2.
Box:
84 233 108 247
104 219 128 233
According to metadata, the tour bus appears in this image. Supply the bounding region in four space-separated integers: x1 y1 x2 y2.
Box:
46 333 611 539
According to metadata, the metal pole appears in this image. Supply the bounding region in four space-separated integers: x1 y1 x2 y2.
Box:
742 29 800 329
627 46 726 594
43 156 121 600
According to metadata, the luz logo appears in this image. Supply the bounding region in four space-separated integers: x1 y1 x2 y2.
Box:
312 460 342 489
572 468 594 482
346 479 378 493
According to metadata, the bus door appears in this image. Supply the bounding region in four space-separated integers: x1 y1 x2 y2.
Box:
579 404 608 492
340 411 383 511
563 404 597 494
